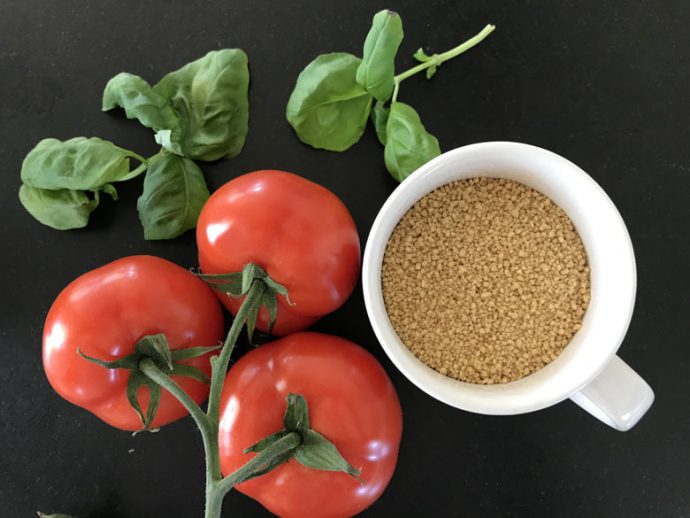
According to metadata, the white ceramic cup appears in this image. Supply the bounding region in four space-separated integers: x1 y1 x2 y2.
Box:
362 142 654 431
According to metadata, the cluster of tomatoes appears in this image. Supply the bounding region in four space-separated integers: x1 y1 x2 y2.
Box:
42 170 403 517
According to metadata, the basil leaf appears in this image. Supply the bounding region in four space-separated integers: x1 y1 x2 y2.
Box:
152 49 249 161
286 52 373 151
356 10 404 102
20 137 147 191
412 47 439 79
384 101 441 182
137 151 210 240
371 100 390 145
102 72 180 135
19 184 98 230
413 47 432 62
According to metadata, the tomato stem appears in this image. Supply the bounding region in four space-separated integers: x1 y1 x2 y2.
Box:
214 431 301 497
138 278 270 517
139 272 362 518
139 358 211 434
206 280 267 426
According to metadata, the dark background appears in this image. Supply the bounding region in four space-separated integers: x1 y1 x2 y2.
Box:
1 0 688 516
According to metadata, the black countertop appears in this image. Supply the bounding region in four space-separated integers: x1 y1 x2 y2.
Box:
1 1 689 516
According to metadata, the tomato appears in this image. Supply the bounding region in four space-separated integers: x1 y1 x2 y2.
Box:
218 332 403 517
196 170 360 335
43 255 224 431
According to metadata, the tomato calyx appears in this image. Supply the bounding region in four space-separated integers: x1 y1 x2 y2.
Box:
78 333 220 430
197 262 292 340
243 393 361 479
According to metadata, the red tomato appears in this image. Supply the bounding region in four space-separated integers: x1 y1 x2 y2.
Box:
196 170 360 335
43 255 224 431
218 332 403 517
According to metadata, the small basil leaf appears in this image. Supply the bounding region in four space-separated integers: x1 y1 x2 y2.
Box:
384 101 441 182
413 47 432 62
153 129 184 157
102 72 180 133
356 10 404 102
21 137 147 191
152 49 249 161
371 100 390 145
19 185 98 230
426 64 439 79
100 183 118 200
137 151 210 240
294 429 360 477
412 48 439 78
286 52 373 151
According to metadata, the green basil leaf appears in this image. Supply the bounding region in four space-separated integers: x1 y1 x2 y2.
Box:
413 47 432 62
413 48 440 79
356 10 404 102
100 183 118 200
137 150 210 240
371 100 390 145
20 137 147 191
384 101 441 182
286 52 373 151
152 49 249 161
19 184 98 230
102 72 180 133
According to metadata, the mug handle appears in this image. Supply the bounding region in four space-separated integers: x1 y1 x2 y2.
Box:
569 355 654 431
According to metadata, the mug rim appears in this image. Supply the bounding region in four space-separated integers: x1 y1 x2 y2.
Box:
362 141 637 415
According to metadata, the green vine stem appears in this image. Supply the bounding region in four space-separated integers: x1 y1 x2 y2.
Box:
140 278 270 518
391 23 495 102
209 432 301 513
136 267 357 518
207 281 266 424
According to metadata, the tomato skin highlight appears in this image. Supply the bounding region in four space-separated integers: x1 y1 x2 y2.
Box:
218 332 403 518
196 170 361 335
42 255 225 431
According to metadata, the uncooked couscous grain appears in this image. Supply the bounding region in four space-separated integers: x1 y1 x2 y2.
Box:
381 177 590 384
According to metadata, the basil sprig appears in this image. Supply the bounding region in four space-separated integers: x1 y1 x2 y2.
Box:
287 9 495 181
19 49 250 239
103 49 250 162
18 137 147 230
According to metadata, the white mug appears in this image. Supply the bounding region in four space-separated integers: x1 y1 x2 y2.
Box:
362 142 654 431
